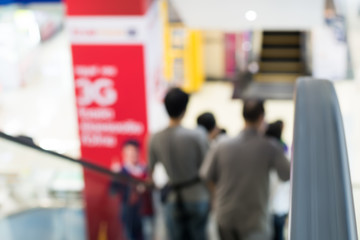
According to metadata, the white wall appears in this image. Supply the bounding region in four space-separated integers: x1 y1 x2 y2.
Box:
203 31 225 79
171 0 325 31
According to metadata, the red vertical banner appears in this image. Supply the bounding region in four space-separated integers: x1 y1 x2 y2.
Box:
72 45 148 164
72 45 148 239
66 1 165 239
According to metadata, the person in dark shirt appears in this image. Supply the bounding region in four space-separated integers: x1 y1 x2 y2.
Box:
110 140 153 240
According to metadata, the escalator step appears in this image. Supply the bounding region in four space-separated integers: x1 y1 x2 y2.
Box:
263 35 300 45
254 73 302 82
261 58 301 62
262 44 300 49
259 71 303 74
263 31 301 36
259 62 304 72
262 49 301 58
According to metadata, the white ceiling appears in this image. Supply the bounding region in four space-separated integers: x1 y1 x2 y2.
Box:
170 0 326 31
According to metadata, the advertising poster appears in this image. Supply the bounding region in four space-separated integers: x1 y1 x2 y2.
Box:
67 1 167 239
72 44 148 240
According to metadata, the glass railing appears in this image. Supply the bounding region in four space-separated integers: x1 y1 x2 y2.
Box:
0 132 149 240
290 77 358 240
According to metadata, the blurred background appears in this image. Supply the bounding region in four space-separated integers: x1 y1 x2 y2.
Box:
0 0 360 239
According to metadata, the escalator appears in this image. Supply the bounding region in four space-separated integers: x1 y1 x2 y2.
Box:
240 31 308 100
255 31 305 83
0 79 358 240
290 78 358 240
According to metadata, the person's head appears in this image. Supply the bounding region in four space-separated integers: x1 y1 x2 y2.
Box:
197 112 216 133
219 128 227 135
265 120 284 140
122 139 140 166
164 88 189 119
242 99 265 129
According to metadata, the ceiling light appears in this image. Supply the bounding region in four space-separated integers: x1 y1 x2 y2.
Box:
245 10 257 22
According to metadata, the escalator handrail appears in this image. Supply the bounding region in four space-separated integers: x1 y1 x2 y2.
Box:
0 131 150 188
289 77 358 239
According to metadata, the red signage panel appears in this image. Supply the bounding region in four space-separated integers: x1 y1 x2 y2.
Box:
72 44 148 239
66 0 154 16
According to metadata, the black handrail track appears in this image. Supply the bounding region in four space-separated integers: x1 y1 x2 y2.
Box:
0 131 150 187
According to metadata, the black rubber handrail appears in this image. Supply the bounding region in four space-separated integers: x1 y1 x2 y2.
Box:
290 77 358 239
0 131 150 187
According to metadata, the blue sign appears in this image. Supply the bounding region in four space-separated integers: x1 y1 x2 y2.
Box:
0 0 61 5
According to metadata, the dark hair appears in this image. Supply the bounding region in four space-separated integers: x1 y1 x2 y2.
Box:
220 128 227 134
197 112 216 133
164 88 189 118
242 99 265 123
265 120 284 140
123 139 140 149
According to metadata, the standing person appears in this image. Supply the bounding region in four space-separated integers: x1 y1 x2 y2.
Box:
265 120 288 153
110 140 153 240
200 99 290 240
196 112 218 149
149 88 210 240
265 120 290 240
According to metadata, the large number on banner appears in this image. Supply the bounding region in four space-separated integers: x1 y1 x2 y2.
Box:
76 78 118 107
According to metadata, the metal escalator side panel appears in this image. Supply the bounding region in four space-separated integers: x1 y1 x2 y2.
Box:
289 77 358 240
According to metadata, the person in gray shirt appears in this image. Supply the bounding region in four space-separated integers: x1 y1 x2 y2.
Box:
200 99 290 240
149 88 210 240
